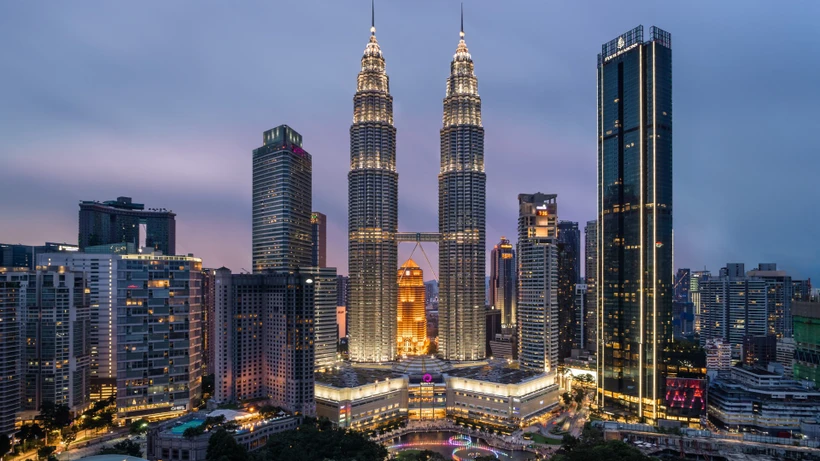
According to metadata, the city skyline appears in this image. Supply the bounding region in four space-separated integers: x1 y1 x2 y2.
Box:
2 1 819 282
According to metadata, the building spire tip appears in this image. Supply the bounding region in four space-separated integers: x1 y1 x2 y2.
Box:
460 2 464 38
371 0 375 34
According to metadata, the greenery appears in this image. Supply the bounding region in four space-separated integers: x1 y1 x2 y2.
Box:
183 415 239 439
249 417 387 461
130 418 150 435
396 449 445 460
0 434 10 459
60 426 78 450
16 424 45 451
36 446 56 460
205 428 247 461
98 439 142 458
259 405 285 419
554 424 656 461
78 397 116 433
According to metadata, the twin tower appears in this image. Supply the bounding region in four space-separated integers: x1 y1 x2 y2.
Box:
348 6 486 363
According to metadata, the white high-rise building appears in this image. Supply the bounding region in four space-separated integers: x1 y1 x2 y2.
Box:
39 251 119 399
517 193 559 374
705 338 733 374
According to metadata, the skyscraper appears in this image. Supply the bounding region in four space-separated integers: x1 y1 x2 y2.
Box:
0 242 78 270
597 26 673 421
201 267 216 376
439 11 486 361
557 221 580 359
748 264 793 338
517 193 559 373
489 237 516 327
311 212 327 268
674 268 691 302
252 125 312 273
397 259 426 356
0 269 22 437
78 197 175 255
305 266 338 371
116 251 202 420
20 268 91 413
214 268 317 416
347 8 398 363
583 220 597 352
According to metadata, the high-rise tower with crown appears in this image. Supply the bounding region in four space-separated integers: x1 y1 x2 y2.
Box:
438 7 486 361
348 2 399 362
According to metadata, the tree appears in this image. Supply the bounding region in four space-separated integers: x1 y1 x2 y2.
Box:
561 392 572 406
206 428 247 461
37 402 71 445
0 434 10 460
37 446 56 461
130 418 150 435
561 434 580 452
61 426 78 452
98 440 142 458
551 440 655 461
257 420 387 461
573 387 585 405
259 405 284 420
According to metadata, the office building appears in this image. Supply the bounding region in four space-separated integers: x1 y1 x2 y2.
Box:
708 365 820 434
79 197 175 255
18 268 91 414
574 283 588 350
672 300 695 340
793 302 820 386
704 339 733 374
583 220 597 352
489 237 516 327
347 14 398 363
397 259 426 356
699 268 769 356
336 306 347 339
213 268 316 416
792 280 812 302
438 18 486 361
201 268 216 376
557 221 580 360
485 306 502 358
311 212 327 268
674 268 690 302
0 242 78 270
0 269 22 436
517 193 559 373
252 125 312 273
39 251 119 400
748 264 793 339
116 251 203 420
690 270 710 334
597 26 673 421
776 338 795 378
304 267 338 371
742 334 777 367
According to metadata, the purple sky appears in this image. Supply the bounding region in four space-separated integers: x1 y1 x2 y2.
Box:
1 1 818 281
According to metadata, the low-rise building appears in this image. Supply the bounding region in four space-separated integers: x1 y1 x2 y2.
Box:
708 365 820 434
147 410 300 461
315 365 408 430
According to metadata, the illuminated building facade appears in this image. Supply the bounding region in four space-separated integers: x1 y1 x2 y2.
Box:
489 237 516 327
252 125 312 273
597 26 673 421
793 302 820 386
0 270 21 437
348 12 398 363
214 268 317 416
517 193 559 373
305 266 339 371
39 251 119 400
311 212 327 268
19 268 91 414
583 220 597 352
397 259 427 356
438 17 486 361
116 251 203 420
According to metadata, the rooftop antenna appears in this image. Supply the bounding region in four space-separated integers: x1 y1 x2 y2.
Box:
460 2 464 39
371 0 375 35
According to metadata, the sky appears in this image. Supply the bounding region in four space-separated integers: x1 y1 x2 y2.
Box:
1 1 818 281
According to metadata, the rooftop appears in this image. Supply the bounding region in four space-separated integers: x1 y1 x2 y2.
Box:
315 364 403 388
445 362 544 385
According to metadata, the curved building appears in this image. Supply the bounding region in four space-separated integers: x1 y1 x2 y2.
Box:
348 11 398 362
438 14 486 361
397 259 427 356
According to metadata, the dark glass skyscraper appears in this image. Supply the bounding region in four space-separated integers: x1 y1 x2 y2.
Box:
79 197 175 255
348 14 398 362
311 211 327 268
439 18 486 361
252 125 312 273
583 220 597 352
557 221 580 359
489 237 516 327
597 26 673 421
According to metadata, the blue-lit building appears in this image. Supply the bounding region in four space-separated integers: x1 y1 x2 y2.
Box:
596 26 673 422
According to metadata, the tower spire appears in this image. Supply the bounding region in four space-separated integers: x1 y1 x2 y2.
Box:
371 0 376 35
460 2 464 39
